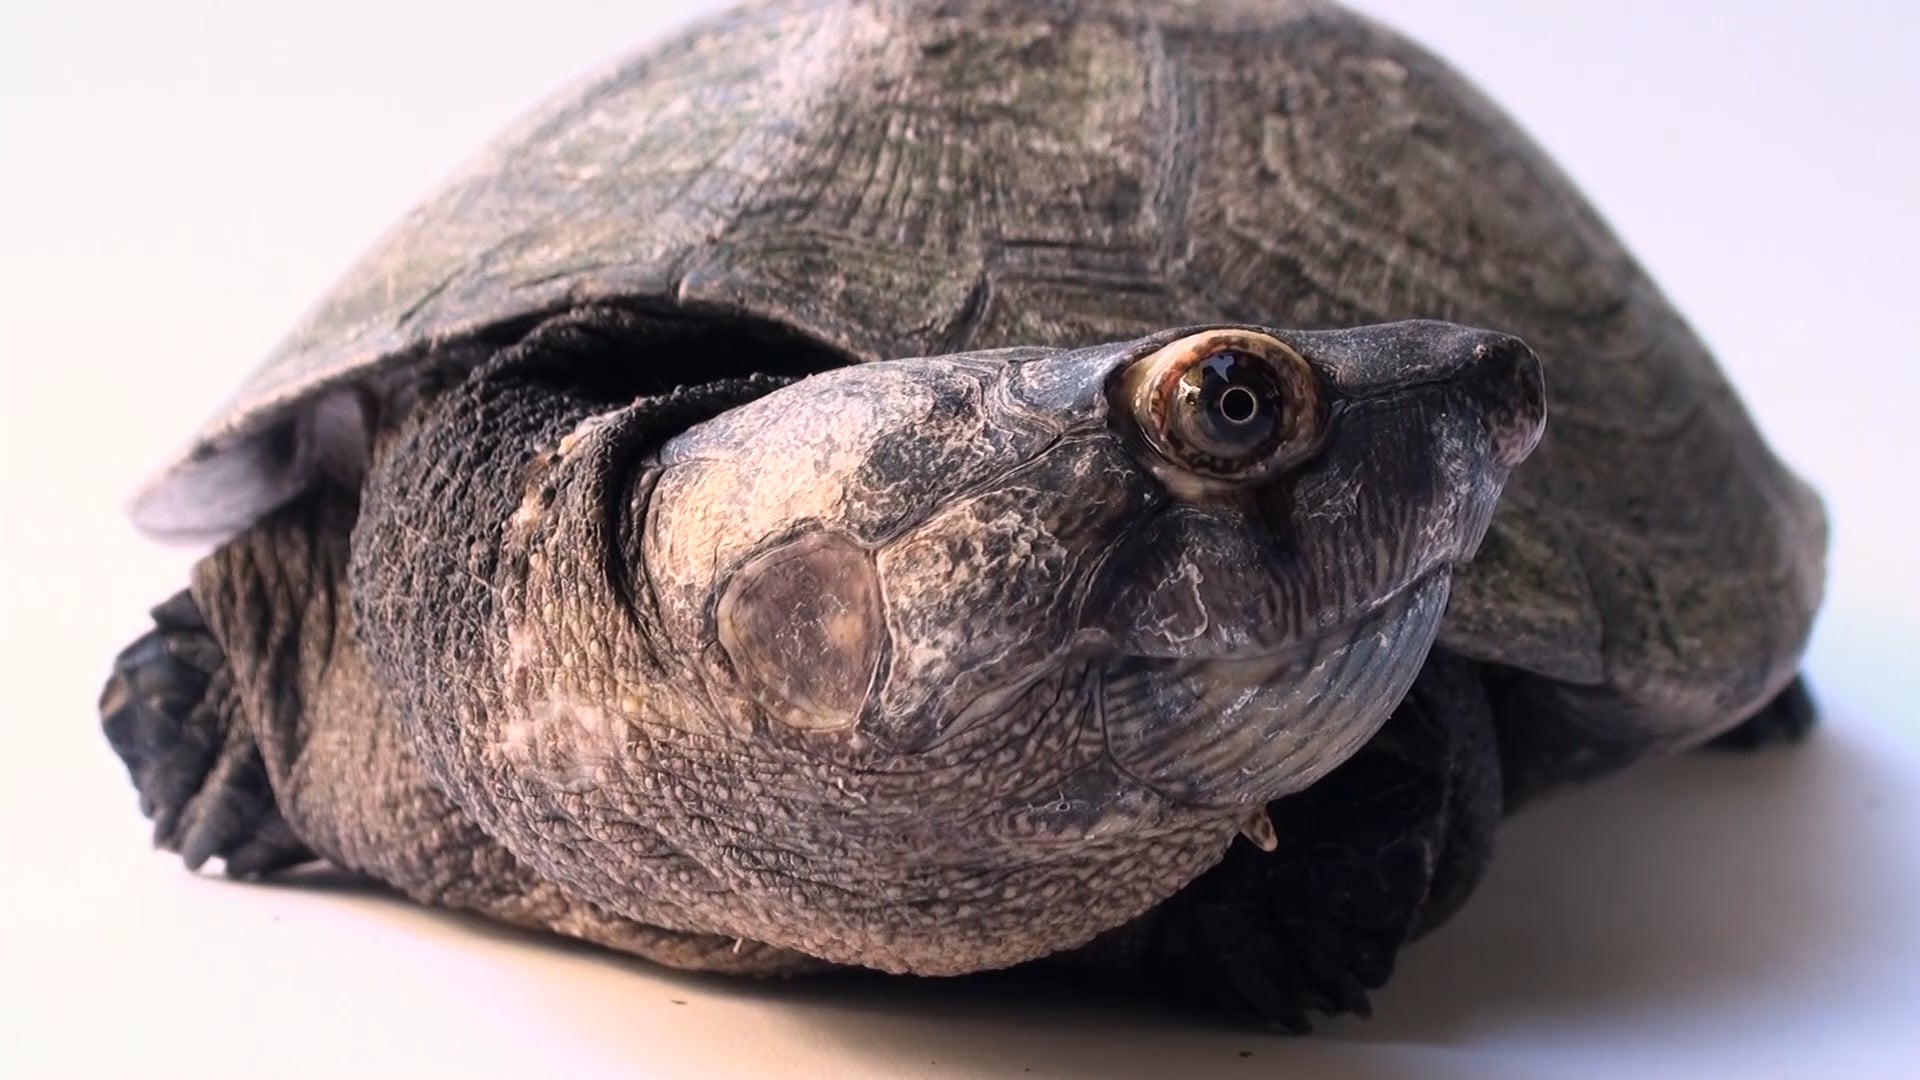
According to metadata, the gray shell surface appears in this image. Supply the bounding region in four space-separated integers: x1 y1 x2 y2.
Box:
134 0 1824 731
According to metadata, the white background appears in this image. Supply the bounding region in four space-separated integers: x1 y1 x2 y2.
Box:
3 2 1917 1077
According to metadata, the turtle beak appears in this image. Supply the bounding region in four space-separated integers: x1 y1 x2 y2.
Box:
1273 320 1548 471
1458 332 1547 468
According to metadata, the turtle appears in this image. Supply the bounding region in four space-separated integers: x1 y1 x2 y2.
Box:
98 0 1826 1030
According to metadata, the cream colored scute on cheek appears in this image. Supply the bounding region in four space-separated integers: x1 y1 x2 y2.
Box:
717 534 884 730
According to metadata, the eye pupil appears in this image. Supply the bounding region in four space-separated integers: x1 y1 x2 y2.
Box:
1218 385 1260 425
1173 351 1282 460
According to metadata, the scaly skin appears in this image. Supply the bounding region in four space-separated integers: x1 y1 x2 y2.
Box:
343 309 1538 975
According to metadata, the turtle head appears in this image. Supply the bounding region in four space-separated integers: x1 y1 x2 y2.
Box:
500 318 1543 973
1068 321 1547 807
651 321 1543 798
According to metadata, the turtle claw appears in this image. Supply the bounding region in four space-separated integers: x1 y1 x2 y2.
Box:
166 729 297 876
1238 808 1279 852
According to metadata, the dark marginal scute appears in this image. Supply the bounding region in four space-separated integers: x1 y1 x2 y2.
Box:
1704 676 1819 752
1489 667 1818 807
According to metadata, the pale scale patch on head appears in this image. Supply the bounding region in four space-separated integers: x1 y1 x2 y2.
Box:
511 488 546 529
505 409 628 532
506 623 539 673
558 410 624 459
499 689 642 793
499 718 535 761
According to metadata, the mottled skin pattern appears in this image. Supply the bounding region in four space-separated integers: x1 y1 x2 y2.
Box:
102 0 1826 1028
109 489 820 975
349 312 1537 975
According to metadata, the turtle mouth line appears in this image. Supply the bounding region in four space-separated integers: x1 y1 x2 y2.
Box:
939 568 1449 753
1095 570 1454 812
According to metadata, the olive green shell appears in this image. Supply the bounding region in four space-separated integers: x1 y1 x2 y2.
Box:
133 0 1825 738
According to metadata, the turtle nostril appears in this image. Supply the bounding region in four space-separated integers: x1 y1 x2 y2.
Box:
1466 334 1547 468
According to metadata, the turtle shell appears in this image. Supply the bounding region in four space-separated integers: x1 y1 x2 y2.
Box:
132 0 1824 739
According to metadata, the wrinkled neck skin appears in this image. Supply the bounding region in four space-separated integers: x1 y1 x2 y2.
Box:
354 323 1518 976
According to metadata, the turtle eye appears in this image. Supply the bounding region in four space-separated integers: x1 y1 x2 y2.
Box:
1123 330 1325 481
1171 351 1283 459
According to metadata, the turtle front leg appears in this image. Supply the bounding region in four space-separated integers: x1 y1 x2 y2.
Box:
101 590 314 877
99 490 821 978
1070 653 1502 1031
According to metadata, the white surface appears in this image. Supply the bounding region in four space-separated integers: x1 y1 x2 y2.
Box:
3 2 1917 1077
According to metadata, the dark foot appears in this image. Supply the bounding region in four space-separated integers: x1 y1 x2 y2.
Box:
100 591 313 877
1085 655 1502 1031
1705 677 1818 752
